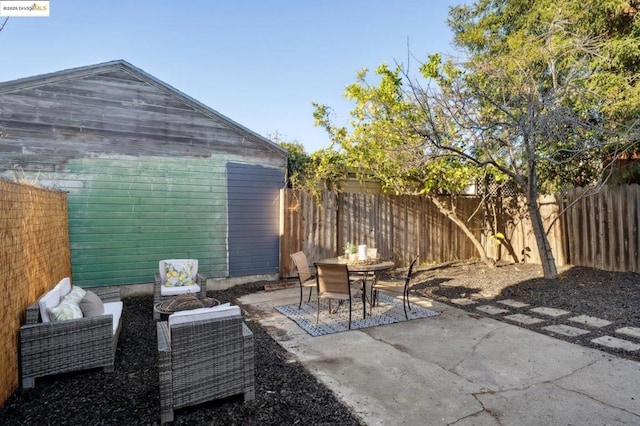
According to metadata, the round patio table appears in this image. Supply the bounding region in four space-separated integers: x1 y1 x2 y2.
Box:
314 257 395 318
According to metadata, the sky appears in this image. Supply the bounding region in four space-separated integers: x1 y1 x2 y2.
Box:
0 0 467 153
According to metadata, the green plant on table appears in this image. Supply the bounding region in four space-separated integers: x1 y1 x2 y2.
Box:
344 242 357 254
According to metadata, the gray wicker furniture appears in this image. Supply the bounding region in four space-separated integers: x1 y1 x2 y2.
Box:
154 259 207 319
157 305 255 424
20 285 122 389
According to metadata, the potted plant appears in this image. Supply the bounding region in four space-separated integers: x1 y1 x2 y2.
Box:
344 242 358 261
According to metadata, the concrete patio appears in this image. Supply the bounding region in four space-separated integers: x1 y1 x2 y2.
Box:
238 287 640 425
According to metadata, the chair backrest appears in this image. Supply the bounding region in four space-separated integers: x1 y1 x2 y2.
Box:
406 255 419 283
168 304 239 327
159 259 198 282
168 313 244 396
290 251 312 282
315 263 351 296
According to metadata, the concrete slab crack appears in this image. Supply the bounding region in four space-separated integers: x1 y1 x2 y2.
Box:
447 390 505 425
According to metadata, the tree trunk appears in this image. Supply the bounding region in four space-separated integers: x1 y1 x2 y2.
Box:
527 197 558 279
429 196 495 268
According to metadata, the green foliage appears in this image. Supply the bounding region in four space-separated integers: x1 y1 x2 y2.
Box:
449 0 640 136
278 141 310 188
344 242 357 254
305 147 349 195
275 138 349 196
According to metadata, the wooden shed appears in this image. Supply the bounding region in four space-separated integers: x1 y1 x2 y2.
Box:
0 60 288 287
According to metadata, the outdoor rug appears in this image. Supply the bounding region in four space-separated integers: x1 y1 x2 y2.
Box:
275 293 439 337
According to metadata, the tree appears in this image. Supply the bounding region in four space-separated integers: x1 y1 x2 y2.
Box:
442 0 640 278
314 1 640 278
275 136 349 196
314 64 499 268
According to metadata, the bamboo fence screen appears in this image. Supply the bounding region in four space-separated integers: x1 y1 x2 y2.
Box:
0 180 71 405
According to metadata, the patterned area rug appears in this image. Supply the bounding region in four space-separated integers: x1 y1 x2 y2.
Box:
275 293 439 337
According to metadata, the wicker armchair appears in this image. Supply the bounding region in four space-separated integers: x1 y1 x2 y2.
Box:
20 286 122 389
157 305 255 424
154 259 207 319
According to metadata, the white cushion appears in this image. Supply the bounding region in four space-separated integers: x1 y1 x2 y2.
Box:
103 301 123 335
54 277 72 297
160 283 201 297
169 303 240 327
39 287 61 323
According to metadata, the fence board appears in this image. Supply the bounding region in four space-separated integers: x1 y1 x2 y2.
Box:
563 185 640 273
282 186 640 277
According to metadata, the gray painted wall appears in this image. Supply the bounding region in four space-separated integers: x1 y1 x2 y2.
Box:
227 163 283 276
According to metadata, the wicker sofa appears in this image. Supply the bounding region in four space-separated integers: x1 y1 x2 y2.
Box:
20 278 123 388
157 304 255 424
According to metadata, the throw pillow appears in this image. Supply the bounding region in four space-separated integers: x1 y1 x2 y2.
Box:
48 299 83 321
80 290 105 317
64 286 87 304
164 260 195 287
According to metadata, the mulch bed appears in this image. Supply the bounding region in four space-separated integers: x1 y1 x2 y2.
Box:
408 261 640 362
2 262 639 423
1 281 364 425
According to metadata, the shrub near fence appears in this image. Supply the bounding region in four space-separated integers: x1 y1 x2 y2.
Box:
0 180 71 406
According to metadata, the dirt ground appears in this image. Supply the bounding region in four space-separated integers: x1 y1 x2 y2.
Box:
403 260 640 362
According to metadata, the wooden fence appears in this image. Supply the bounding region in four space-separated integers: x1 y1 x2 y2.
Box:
280 189 571 277
0 180 71 406
564 185 640 272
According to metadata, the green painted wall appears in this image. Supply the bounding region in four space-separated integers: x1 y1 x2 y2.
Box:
64 155 228 287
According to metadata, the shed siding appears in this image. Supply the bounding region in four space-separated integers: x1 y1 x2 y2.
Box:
0 66 285 172
0 61 287 287
62 155 228 286
227 163 283 276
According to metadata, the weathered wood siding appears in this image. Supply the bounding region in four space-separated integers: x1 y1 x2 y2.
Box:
0 66 284 168
227 163 283 276
0 61 287 286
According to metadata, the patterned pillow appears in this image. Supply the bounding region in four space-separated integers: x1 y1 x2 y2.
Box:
48 299 83 321
64 286 87 304
164 261 195 287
